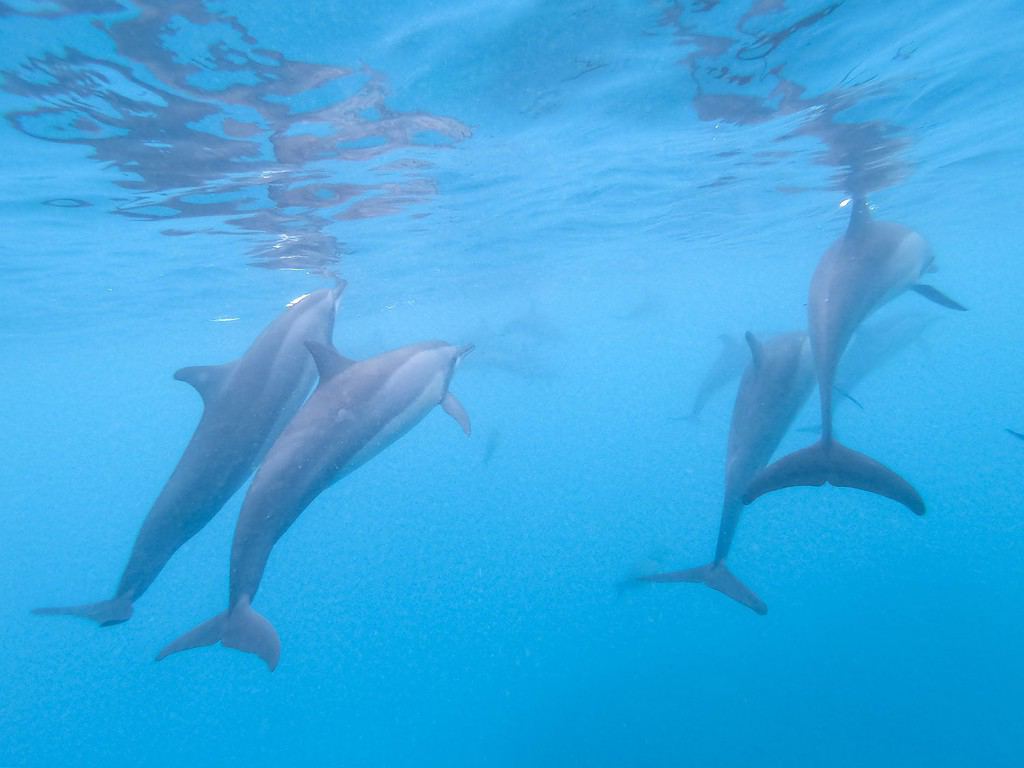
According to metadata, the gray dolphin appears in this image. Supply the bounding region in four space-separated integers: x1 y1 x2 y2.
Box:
640 331 814 613
743 199 965 514
836 310 938 395
156 339 473 670
795 311 940 431
35 283 345 626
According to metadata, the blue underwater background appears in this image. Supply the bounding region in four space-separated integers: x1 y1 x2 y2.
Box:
1 1 1023 765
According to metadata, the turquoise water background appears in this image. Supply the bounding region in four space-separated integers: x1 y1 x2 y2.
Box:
1 1 1022 765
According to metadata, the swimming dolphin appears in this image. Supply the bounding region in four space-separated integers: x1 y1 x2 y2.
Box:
1007 429 1024 442
156 339 473 670
795 311 939 431
836 310 938 396
743 199 966 514
640 332 814 613
34 283 345 626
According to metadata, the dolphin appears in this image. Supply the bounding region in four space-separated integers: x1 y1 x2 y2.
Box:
34 283 345 626
743 199 966 514
1007 429 1024 442
836 310 938 396
795 310 939 431
156 339 473 670
639 331 814 614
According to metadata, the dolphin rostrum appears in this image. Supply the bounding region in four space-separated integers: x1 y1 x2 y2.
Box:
156 339 473 670
743 199 966 514
640 332 814 613
34 283 345 626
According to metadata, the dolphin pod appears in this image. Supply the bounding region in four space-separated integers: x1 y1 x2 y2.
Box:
34 283 345 626
742 198 965 514
640 331 815 613
35 196 968 665
156 340 473 670
687 310 936 424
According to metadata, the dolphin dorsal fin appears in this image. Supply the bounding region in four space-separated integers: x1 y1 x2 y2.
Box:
744 331 764 369
305 341 354 383
174 362 235 404
846 196 872 236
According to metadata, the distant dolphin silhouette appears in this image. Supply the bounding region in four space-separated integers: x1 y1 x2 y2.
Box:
795 311 939 432
34 283 345 626
836 310 938 395
156 339 473 670
639 332 814 613
744 199 966 514
687 334 749 419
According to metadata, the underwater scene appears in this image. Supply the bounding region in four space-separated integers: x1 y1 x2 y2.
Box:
1 0 1022 765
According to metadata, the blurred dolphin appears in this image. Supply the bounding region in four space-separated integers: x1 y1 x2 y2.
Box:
34 282 345 626
836 310 939 394
156 340 473 670
638 332 814 614
794 310 939 431
744 199 966 515
686 334 749 419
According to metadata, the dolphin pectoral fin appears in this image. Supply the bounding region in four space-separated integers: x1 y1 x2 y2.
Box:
911 284 968 311
33 594 134 627
639 562 766 615
743 440 925 515
155 611 227 661
1006 428 1024 442
441 393 471 436
305 341 355 384
174 362 236 404
834 384 864 410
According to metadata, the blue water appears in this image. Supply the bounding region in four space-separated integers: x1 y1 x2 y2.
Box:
2 0 1022 765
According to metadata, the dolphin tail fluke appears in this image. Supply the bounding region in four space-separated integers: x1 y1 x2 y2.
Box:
155 612 227 661
222 597 281 671
639 562 767 615
742 440 925 515
155 597 280 671
32 595 134 626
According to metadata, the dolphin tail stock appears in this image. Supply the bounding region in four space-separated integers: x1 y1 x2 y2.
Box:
155 596 281 671
32 594 134 627
742 439 925 515
638 562 767 615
